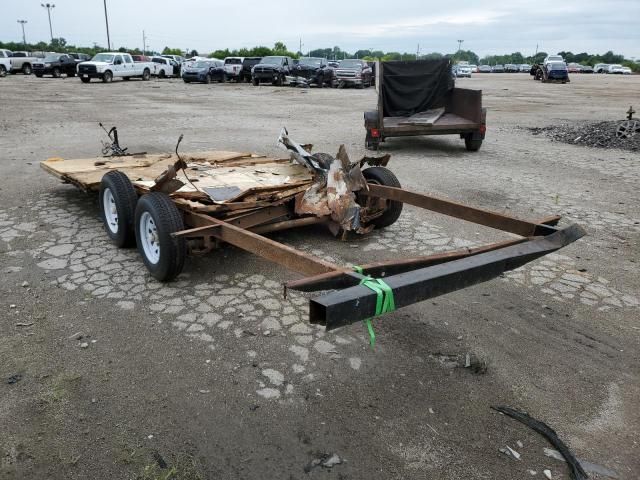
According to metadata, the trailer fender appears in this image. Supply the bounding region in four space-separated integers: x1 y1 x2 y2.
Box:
364 111 380 130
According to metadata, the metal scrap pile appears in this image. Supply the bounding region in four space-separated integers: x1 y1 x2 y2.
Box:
530 119 640 152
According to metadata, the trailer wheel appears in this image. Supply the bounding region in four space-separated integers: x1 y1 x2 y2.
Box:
99 171 138 247
464 135 483 151
365 133 380 151
135 192 186 282
361 167 403 229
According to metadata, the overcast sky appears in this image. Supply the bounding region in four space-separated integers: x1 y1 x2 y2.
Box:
3 0 639 58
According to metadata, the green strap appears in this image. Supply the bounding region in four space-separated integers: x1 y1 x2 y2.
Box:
353 266 396 347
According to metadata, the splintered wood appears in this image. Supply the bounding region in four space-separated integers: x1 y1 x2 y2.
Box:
41 151 313 214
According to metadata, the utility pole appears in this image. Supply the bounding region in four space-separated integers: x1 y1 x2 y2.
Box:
17 20 28 47
40 4 55 43
142 30 147 56
299 37 303 55
103 0 111 50
416 43 420 60
457 39 463 53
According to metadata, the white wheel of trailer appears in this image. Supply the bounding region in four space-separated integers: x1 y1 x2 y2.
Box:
102 188 119 234
139 211 160 264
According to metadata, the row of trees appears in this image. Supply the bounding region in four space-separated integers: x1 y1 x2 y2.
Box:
1 39 637 72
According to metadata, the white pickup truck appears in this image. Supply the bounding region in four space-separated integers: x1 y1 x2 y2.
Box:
5 50 42 75
0 49 11 77
149 56 176 78
77 52 153 83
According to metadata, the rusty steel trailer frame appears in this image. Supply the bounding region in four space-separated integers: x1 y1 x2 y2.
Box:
171 183 585 331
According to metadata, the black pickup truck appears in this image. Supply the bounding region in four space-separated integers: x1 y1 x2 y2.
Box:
32 54 77 78
252 56 293 86
240 57 262 82
291 57 334 87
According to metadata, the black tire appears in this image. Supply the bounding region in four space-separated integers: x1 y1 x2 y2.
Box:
67 71 75 77
220 73 226 83
102 70 113 83
52 67 61 78
142 69 151 81
134 193 186 282
22 64 32 75
204 74 211 84
159 69 166 78
35 73 43 78
123 76 130 81
361 167 403 229
464 135 483 151
99 171 138 247
0 65 6 77
274 74 283 86
252 77 259 86
80 77 90 83
183 79 190 83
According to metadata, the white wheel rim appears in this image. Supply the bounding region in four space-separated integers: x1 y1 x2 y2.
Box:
140 211 160 264
103 188 119 234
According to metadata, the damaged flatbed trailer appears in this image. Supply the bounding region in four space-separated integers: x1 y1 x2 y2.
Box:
41 130 585 331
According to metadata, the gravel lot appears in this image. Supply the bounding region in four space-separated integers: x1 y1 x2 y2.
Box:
0 72 638 479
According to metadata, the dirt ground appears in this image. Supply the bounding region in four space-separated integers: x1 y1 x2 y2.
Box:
0 72 638 480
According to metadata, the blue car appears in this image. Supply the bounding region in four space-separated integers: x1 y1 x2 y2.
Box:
546 62 570 82
182 60 225 84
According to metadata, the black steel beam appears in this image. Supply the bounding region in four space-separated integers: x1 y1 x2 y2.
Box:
309 224 586 330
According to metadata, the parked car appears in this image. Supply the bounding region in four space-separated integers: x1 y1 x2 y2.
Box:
594 63 610 73
0 49 11 77
620 66 632 75
504 64 519 72
468 64 478 73
455 64 472 78
607 64 625 74
77 52 153 83
69 53 91 63
182 56 210 70
150 56 176 77
568 63 586 73
131 55 151 62
161 54 184 64
478 64 492 73
543 55 564 65
580 65 594 73
251 56 293 86
546 62 569 82
519 64 531 72
223 57 244 81
335 59 372 88
8 51 42 75
491 65 505 73
32 53 77 78
291 57 334 87
239 57 262 82
182 59 225 83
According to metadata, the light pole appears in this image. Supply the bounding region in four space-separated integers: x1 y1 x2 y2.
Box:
41 4 55 43
17 20 28 47
103 0 111 50
457 39 463 53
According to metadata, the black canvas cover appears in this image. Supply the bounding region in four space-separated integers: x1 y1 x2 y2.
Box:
381 59 454 117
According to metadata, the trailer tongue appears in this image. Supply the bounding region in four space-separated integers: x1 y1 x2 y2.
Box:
41 130 585 331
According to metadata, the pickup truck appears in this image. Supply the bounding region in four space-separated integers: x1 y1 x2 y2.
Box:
335 59 372 88
150 56 176 78
0 49 11 77
251 56 293 86
33 54 78 78
223 57 244 81
77 52 153 83
7 51 42 75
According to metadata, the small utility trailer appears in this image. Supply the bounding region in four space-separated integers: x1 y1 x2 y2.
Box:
41 130 584 331
364 59 486 151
